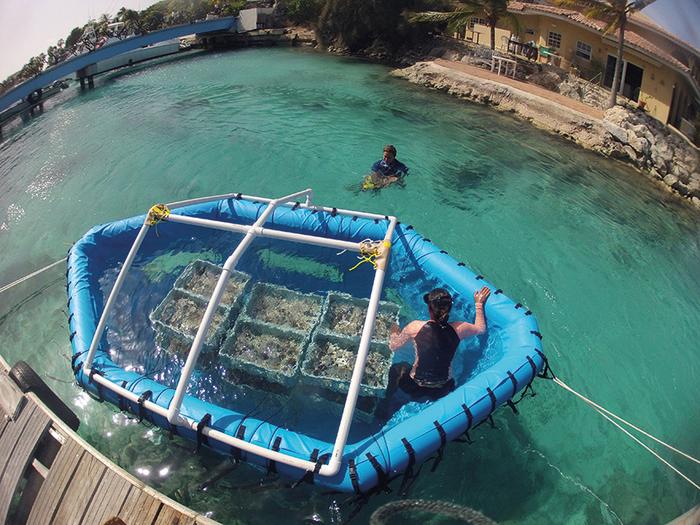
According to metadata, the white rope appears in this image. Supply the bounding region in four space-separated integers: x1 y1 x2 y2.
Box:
552 377 700 491
553 377 700 465
0 257 67 294
591 406 700 491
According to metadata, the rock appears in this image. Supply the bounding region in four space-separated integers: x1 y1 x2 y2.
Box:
687 180 700 199
604 121 629 144
428 47 445 57
442 50 462 61
623 145 638 161
692 196 700 208
663 174 678 186
628 134 650 155
672 180 689 196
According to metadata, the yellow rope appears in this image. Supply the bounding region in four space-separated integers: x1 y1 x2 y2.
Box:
348 240 391 272
147 204 170 226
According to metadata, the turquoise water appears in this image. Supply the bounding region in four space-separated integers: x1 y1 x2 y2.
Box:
1 47 698 524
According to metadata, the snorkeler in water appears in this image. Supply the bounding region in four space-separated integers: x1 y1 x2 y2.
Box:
362 144 409 191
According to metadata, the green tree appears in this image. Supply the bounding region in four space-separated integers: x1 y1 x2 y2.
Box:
46 40 67 66
557 0 656 108
409 0 519 51
318 0 415 52
21 54 47 78
281 0 325 24
65 26 84 49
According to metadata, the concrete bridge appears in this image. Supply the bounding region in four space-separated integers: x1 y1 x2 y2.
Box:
0 17 236 114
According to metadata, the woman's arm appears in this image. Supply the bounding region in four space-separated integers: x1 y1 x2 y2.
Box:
452 287 491 340
389 320 424 351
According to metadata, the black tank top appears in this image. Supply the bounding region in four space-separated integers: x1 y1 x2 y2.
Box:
413 320 460 386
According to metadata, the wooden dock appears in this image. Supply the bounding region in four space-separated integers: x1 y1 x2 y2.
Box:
0 358 219 525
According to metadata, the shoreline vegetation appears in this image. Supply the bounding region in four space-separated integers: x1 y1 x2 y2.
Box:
3 0 699 208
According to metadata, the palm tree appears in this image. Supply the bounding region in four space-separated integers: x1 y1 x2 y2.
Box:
409 0 520 51
556 0 656 108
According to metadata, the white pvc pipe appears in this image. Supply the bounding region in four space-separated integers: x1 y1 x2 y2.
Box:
325 217 397 475
167 189 314 425
89 373 322 472
83 220 151 373
165 214 362 252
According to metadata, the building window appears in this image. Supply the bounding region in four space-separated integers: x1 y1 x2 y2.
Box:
575 41 592 60
469 17 487 29
547 31 562 49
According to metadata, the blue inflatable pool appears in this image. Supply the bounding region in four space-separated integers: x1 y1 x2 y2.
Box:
67 191 546 494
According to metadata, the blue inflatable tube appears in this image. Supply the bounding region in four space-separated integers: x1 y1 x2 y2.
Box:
67 197 546 493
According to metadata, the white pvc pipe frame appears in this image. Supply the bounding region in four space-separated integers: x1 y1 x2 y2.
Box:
81 188 397 477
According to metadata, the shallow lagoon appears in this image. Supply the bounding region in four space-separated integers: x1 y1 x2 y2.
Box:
0 47 698 524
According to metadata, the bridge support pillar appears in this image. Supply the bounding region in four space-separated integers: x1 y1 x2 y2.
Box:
80 78 86 90
88 76 95 89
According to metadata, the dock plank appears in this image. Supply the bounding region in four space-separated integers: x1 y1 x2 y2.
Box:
118 485 163 525
0 405 50 524
52 451 106 524
82 468 132 525
153 504 196 525
0 403 36 476
27 438 85 525
0 406 10 439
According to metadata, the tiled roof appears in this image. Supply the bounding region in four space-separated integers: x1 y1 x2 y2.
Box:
508 1 689 73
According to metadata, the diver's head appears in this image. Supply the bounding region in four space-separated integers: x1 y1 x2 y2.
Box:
424 288 453 324
383 144 397 162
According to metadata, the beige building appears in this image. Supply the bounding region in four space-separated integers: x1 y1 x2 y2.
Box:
463 1 700 142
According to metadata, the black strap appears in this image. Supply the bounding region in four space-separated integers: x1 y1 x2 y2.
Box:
68 313 74 323
460 404 474 444
71 351 84 373
457 262 466 267
515 303 522 309
530 330 543 340
431 421 447 473
399 438 419 496
267 436 282 475
235 193 242 199
69 331 77 342
406 224 414 230
506 399 519 415
195 413 212 452
525 310 533 316
137 390 152 422
439 250 447 254
291 449 320 488
486 387 497 413
88 369 104 402
365 453 391 493
292 201 300 210
475 273 483 279
331 207 337 217
494 289 503 295
534 348 555 379
423 238 431 243
232 424 246 462
118 380 128 412
507 372 518 397
348 458 361 495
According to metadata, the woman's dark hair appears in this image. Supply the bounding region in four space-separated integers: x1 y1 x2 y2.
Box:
424 288 452 324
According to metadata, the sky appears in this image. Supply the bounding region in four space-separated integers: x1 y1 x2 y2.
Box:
0 0 158 79
1 1 700 79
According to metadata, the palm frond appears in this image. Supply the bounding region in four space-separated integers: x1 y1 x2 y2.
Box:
408 9 477 25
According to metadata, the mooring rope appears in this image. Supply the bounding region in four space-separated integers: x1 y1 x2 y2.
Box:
369 499 498 525
552 377 700 491
0 257 67 295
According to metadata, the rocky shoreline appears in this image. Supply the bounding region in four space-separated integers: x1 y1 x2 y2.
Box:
391 60 700 208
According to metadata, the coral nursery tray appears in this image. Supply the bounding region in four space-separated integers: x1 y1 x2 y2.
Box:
300 332 392 398
243 282 324 332
150 289 231 350
221 319 307 389
319 292 399 343
174 259 251 310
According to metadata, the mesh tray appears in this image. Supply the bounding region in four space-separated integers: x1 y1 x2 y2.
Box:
242 282 325 333
300 332 392 398
174 259 251 311
221 319 308 389
319 292 400 343
150 288 232 350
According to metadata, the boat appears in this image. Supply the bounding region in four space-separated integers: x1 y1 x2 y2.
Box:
67 189 546 493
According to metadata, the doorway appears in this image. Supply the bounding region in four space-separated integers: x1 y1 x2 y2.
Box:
604 55 644 102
